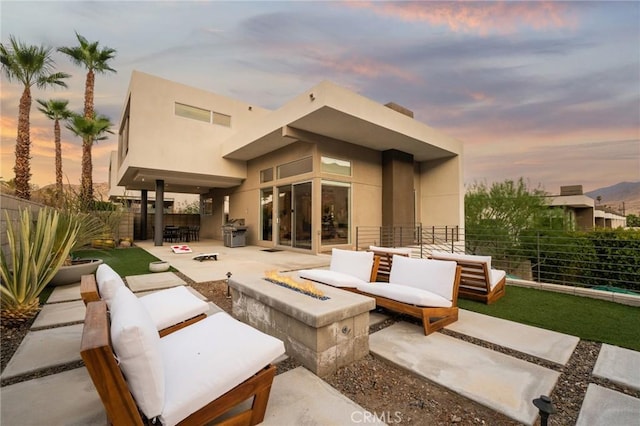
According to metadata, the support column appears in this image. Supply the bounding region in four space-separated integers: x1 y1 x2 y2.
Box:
382 149 415 247
154 180 164 246
140 189 148 240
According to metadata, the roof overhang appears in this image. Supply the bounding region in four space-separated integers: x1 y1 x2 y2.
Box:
222 81 461 162
119 167 242 194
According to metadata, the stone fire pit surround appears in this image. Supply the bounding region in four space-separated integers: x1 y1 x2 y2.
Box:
229 273 375 377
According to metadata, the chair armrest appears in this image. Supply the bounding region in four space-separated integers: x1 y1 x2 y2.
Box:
80 274 101 306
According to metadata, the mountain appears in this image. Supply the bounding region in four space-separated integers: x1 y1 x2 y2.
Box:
585 181 640 215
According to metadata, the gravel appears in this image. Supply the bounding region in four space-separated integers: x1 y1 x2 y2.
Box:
2 277 637 425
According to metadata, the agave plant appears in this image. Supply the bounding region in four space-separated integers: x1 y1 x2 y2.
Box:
0 208 79 325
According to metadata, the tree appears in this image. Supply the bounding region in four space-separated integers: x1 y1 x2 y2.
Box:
627 214 640 228
0 36 70 199
37 98 72 203
58 33 116 206
465 178 551 259
65 113 113 210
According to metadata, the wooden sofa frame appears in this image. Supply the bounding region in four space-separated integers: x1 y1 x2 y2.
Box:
81 300 277 426
358 260 462 335
429 254 506 304
366 248 410 282
80 274 206 337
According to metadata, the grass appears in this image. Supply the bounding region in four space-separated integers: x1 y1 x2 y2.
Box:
74 247 170 277
458 286 640 351
74 247 640 351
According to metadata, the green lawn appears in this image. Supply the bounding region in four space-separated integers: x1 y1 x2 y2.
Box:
458 286 640 351
74 247 170 278
74 247 640 351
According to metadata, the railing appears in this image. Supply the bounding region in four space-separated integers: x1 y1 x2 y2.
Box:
355 226 640 294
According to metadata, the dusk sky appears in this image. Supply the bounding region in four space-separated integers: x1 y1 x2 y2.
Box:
1 1 639 194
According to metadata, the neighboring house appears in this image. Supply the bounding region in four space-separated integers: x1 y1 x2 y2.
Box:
549 185 627 229
111 71 464 253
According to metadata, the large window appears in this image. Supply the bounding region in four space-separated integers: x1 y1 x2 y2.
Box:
260 188 273 241
321 181 350 245
277 157 312 179
321 156 351 176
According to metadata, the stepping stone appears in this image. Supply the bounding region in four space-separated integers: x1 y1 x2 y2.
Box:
0 368 105 425
126 272 186 292
369 311 390 328
576 384 640 425
446 309 579 365
593 344 640 391
370 321 560 425
31 300 85 329
1 324 83 380
263 367 385 425
47 283 81 303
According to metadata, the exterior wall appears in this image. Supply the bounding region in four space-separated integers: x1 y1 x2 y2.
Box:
207 137 382 253
0 194 44 269
118 71 262 184
417 155 464 227
574 207 595 230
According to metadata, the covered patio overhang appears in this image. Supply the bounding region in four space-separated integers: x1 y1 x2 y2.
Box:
118 167 243 194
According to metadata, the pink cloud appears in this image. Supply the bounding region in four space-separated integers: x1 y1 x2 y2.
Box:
346 1 576 35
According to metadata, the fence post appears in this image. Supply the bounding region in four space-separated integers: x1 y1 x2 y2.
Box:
537 231 541 282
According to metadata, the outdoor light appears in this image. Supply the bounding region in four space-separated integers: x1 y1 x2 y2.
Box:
226 271 232 298
309 93 315 101
532 395 556 426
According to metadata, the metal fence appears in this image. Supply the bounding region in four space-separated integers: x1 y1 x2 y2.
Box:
355 225 640 294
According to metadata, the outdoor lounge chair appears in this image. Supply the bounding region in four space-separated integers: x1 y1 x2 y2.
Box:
430 251 506 304
80 264 209 337
367 245 412 282
355 255 461 335
81 287 285 426
298 248 379 289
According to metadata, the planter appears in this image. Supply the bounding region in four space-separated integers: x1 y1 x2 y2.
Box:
149 261 170 273
49 259 104 286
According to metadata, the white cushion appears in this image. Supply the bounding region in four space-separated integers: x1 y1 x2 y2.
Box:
298 269 367 288
329 248 374 282
431 251 492 270
389 255 458 301
110 286 164 419
369 245 412 256
140 286 209 331
95 264 125 307
159 312 285 426
490 269 507 290
356 282 452 308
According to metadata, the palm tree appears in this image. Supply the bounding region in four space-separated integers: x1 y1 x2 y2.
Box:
58 33 116 206
0 36 70 199
37 99 72 203
66 113 113 210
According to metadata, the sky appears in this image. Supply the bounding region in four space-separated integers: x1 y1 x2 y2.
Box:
1 0 639 195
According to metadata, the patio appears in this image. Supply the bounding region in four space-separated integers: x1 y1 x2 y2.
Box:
1 240 638 425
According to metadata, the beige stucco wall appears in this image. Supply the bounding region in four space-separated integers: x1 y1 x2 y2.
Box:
417 155 464 227
118 71 269 185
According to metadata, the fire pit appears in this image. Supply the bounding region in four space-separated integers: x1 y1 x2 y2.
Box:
229 272 375 377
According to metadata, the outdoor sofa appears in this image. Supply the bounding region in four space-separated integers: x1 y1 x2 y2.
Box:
81 285 285 425
355 255 462 335
430 251 506 304
366 245 413 282
298 248 380 289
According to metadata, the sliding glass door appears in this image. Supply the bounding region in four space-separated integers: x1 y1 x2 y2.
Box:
277 182 312 249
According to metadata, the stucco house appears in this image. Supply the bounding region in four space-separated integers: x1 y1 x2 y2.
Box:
111 71 464 253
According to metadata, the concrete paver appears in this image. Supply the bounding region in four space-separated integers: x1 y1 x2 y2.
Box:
370 321 560 425
126 271 186 292
593 344 640 391
576 384 640 426
30 300 85 329
1 324 83 380
446 309 579 365
0 367 105 426
263 367 385 425
47 283 81 303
